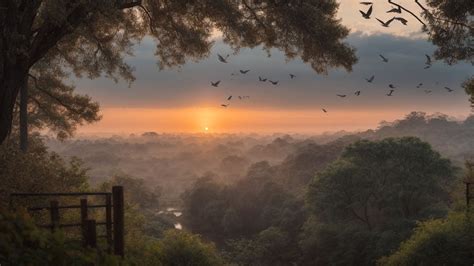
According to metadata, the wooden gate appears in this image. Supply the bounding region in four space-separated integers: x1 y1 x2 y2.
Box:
9 186 125 257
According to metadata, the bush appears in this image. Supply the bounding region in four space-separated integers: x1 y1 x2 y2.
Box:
378 212 474 266
0 209 119 266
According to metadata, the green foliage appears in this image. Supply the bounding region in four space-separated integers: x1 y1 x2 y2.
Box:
182 171 305 242
0 209 120 266
155 230 224 266
226 226 298 265
422 0 473 64
14 70 101 140
463 77 474 108
304 137 457 265
308 137 456 228
0 135 89 206
378 212 474 266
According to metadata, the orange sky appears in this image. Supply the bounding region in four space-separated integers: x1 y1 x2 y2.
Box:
73 0 472 136
77 106 470 135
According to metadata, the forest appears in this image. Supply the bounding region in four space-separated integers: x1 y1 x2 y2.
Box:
2 112 474 265
1 0 473 265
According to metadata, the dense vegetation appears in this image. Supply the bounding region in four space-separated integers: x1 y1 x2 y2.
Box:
2 112 474 265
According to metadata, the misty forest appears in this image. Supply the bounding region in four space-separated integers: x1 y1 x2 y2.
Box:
1 0 473 266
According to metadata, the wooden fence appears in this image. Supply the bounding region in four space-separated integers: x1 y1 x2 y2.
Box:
9 186 125 257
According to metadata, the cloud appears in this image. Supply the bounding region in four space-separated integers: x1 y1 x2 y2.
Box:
73 31 472 117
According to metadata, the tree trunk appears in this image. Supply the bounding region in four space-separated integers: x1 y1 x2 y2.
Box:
0 67 27 145
19 82 28 152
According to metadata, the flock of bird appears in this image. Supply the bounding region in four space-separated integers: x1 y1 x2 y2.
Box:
210 1 455 113
212 53 297 108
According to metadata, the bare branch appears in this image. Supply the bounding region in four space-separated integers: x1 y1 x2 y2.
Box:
27 74 83 116
388 0 426 26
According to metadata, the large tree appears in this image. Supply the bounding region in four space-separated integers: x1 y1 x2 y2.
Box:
0 0 357 144
303 137 456 265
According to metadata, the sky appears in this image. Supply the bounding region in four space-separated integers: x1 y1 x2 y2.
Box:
73 0 473 135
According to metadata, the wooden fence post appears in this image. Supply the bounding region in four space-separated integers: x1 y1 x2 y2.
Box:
50 200 59 232
84 219 97 248
106 194 113 253
112 186 124 257
80 199 88 246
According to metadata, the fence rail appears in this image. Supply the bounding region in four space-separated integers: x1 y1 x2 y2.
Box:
9 186 124 257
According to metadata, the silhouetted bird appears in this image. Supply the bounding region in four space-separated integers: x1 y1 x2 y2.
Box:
424 90 432 94
240 69 250 74
259 76 267 82
389 84 396 89
322 108 328 113
289 74 295 79
221 104 229 107
424 65 431 69
387 90 394 96
355 91 361 96
416 83 423 88
360 2 373 5
337 94 347 98
211 80 221 87
360 5 373 19
218 54 228 63
376 17 395 27
444 87 454 92
366 75 375 83
379 54 389 62
425 54 432 65
387 6 402 13
394 17 408 25
227 95 232 100
269 80 279 85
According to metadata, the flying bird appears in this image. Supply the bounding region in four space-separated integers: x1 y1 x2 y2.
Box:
386 90 394 96
366 75 375 83
268 80 279 85
425 54 432 65
211 80 221 87
424 90 432 94
376 17 395 27
240 69 250 74
355 91 361 96
337 94 347 98
359 5 373 19
444 87 454 92
217 54 229 63
289 74 296 79
238 96 242 100
259 76 267 82
416 83 423 88
387 6 402 13
394 17 408 25
379 54 389 62
221 104 229 107
360 2 373 5
424 65 431 69
389 84 396 89
227 95 232 101
322 108 328 113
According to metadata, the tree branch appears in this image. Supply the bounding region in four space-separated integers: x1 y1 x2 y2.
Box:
414 0 474 30
27 74 82 116
388 0 426 26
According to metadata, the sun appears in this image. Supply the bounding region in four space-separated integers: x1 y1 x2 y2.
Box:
204 127 209 132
